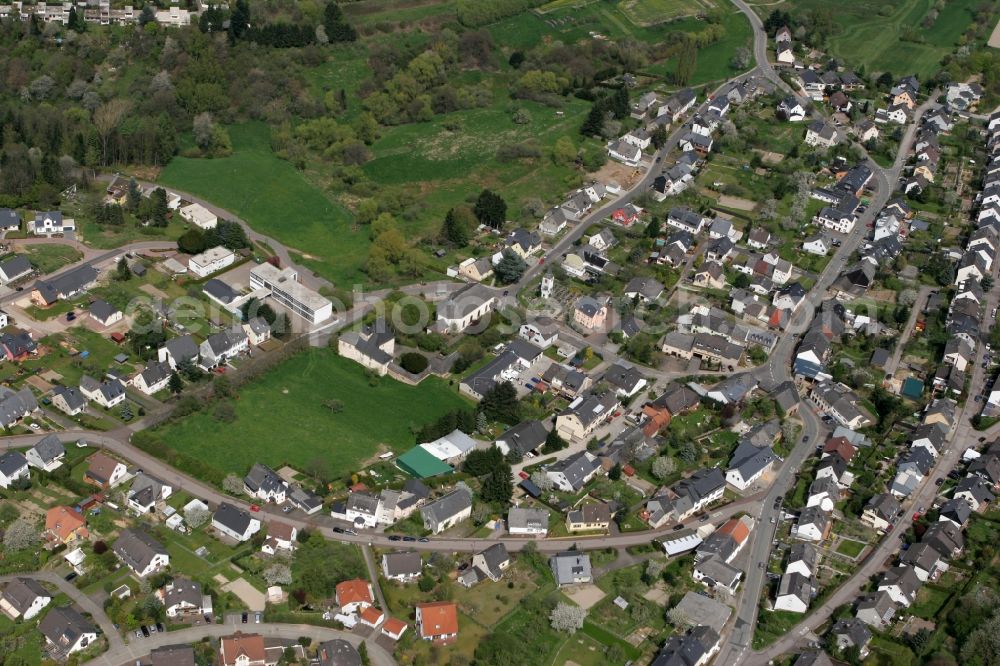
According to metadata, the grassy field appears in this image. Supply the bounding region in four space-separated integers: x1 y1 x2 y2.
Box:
158 123 364 287
151 350 470 478
19 244 84 274
364 87 596 226
753 0 978 79
835 539 866 557
619 0 718 26
643 10 752 85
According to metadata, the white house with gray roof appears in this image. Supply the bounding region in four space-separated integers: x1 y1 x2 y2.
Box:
0 577 51 620
433 283 497 333
550 551 592 587
0 255 32 284
113 529 169 577
132 360 171 395
38 606 97 655
0 450 29 489
26 434 65 472
545 451 601 493
52 385 86 416
88 299 123 327
243 463 287 504
158 335 200 369
381 551 422 582
507 506 549 536
212 502 261 542
79 375 126 409
198 328 248 370
421 488 472 534
725 439 776 491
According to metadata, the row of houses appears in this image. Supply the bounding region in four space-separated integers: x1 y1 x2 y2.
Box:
0 1 193 27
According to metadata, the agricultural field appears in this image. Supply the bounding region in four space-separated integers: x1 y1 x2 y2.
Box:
752 0 979 79
158 123 364 287
148 350 471 480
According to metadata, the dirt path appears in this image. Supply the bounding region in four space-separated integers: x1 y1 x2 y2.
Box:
989 17 1000 48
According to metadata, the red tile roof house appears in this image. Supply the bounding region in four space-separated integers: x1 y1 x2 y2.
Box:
415 601 459 645
335 579 373 615
381 616 408 641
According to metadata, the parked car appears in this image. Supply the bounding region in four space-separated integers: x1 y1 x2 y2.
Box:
141 626 150 637
241 612 248 624
388 535 401 542
250 504 260 512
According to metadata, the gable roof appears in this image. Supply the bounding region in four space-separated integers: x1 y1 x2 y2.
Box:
383 550 422 577
38 606 96 648
220 632 267 666
416 601 459 638
421 488 472 524
1 577 50 614
213 502 256 535
113 528 167 572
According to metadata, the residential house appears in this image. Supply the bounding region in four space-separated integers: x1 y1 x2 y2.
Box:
555 393 619 442
199 328 249 370
219 632 267 666
937 498 972 529
856 119 879 143
786 543 818 578
862 493 900 532
954 476 994 511
243 318 271 346
623 276 664 303
79 375 126 409
855 591 897 630
160 578 208 618
608 139 642 166
550 551 592 587
507 507 549 536
831 619 872 659
335 579 373 614
0 208 20 232
84 452 127 489
747 227 771 250
382 551 422 583
666 207 708 235
38 606 97 655
0 255 32 284
31 265 96 306
495 420 548 458
0 577 52 620
316 640 362 666
113 529 170 577
127 473 172 514
778 96 807 121
566 502 612 532
461 543 511 587
44 506 88 545
695 516 752 564
774 572 813 613
0 450 27 490
30 211 75 235
922 521 964 559
651 625 721 666
188 246 235 278
178 203 217 229
900 543 947 582
26 435 66 472
573 295 608 331
131 361 171 395
0 386 38 428
518 317 559 349
802 234 830 256
1 330 36 361
212 503 262 542
151 646 198 666
810 381 874 429
804 120 837 148
878 565 922 607
545 451 602 492
693 261 726 289
415 601 459 645
261 521 297 556
693 556 742 595
243 464 287 504
725 440 776 491
434 283 497 333
157 335 200 370
421 488 473 534
603 363 647 398
794 505 831 542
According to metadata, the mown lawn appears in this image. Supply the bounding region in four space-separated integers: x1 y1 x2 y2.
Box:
151 350 471 478
158 122 364 287
618 0 717 26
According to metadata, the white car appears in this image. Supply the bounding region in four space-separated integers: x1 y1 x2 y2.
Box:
76 440 89 448
29 423 40 430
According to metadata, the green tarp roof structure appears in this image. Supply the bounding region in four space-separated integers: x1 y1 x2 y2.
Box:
396 446 453 479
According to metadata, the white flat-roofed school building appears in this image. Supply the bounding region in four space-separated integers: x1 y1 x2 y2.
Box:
250 263 333 324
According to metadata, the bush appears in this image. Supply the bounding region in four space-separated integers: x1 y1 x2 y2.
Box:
400 352 429 374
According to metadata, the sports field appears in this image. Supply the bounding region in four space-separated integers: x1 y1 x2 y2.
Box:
158 122 365 287
618 0 718 26
153 350 470 479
